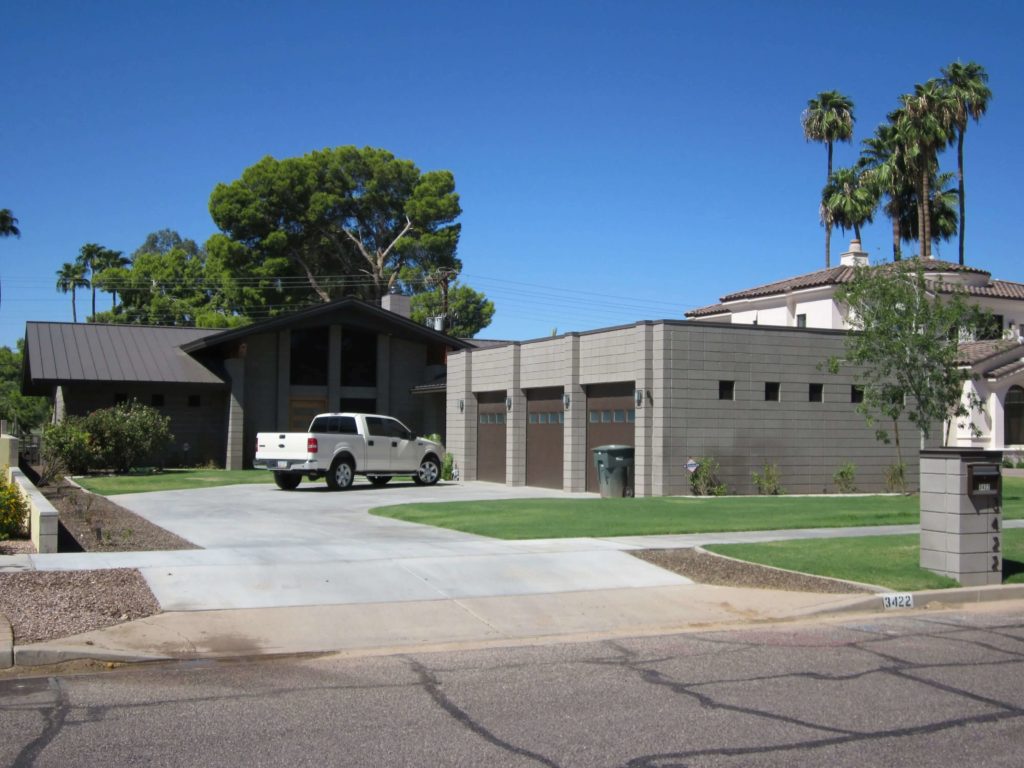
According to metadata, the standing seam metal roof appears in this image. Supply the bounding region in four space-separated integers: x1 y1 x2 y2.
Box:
24 322 226 386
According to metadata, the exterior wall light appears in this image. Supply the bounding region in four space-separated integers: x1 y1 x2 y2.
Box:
635 388 645 408
457 399 464 413
562 392 571 409
505 396 513 412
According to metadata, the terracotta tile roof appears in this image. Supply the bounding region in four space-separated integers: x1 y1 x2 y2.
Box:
943 279 1024 300
718 265 858 302
685 303 730 318
956 338 1024 365
985 360 1024 380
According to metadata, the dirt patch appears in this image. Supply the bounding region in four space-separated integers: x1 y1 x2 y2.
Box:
39 478 196 552
633 548 875 594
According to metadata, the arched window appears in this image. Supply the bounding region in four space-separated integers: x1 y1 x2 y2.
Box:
1007 385 1024 446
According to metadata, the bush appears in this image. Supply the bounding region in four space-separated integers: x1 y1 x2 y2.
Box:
1017 459 1024 469
691 457 727 496
85 401 173 472
885 462 907 494
833 462 858 493
442 452 455 481
41 417 93 476
751 463 784 495
0 468 30 541
1003 457 1015 468
41 401 174 475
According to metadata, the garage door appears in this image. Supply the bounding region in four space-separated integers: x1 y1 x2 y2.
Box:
476 392 507 483
586 383 636 493
526 388 564 489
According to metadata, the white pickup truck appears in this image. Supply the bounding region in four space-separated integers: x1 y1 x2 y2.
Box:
254 413 445 491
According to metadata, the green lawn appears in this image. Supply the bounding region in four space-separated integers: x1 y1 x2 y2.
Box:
706 528 1024 591
373 476 1024 540
75 469 279 495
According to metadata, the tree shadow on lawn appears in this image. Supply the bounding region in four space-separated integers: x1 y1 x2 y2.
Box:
1003 558 1024 582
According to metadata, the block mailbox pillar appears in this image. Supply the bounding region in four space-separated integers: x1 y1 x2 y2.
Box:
919 448 1003 587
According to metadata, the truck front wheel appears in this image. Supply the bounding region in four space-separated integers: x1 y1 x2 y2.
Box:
273 472 301 490
326 458 355 491
413 456 441 486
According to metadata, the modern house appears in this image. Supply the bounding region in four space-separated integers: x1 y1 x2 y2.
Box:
21 295 469 468
685 239 1024 453
444 320 915 497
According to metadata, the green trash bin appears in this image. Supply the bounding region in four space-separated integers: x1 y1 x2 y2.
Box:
592 445 635 497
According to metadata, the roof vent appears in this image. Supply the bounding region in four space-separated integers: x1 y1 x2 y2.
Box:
840 239 869 267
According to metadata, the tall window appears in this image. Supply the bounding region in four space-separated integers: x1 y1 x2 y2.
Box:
290 327 329 386
341 328 377 387
1006 386 1024 446
796 313 807 328
719 380 735 400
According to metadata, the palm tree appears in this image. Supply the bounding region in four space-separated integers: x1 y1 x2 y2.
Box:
897 171 960 254
802 91 856 268
939 61 991 265
56 262 90 322
0 209 19 238
822 166 878 242
859 123 909 260
93 249 131 308
896 81 956 258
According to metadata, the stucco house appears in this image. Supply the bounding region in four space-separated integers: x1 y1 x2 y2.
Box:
21 295 469 468
685 239 1024 454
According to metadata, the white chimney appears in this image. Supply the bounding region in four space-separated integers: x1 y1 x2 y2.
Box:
840 238 869 267
381 293 411 318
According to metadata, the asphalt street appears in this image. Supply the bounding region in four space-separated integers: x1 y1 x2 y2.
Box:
3 603 1023 767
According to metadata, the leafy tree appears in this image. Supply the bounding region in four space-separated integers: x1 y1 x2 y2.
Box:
0 341 50 435
822 166 878 242
0 209 19 238
939 61 991 265
55 261 89 322
93 230 241 328
802 91 855 267
833 259 989 469
207 146 461 312
410 280 495 338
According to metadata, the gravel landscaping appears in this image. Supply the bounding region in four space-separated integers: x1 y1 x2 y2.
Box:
0 476 197 644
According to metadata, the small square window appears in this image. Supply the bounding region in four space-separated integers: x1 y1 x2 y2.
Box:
557 412 564 424
719 380 735 400
796 313 807 328
809 383 823 403
188 395 201 408
495 413 505 425
765 382 780 401
589 411 599 423
613 409 625 422
601 410 612 423
151 394 165 408
851 385 864 404
626 409 635 423
114 393 128 405
529 413 538 424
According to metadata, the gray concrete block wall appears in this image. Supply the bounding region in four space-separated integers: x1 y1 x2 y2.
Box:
444 352 475 481
468 345 516 392
919 449 1002 586
520 336 573 388
579 327 644 384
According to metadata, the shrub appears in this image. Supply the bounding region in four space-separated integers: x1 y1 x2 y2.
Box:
1003 457 1015 468
442 452 455 481
885 462 907 494
751 463 784 495
41 401 174 475
833 462 858 493
1016 458 1024 469
0 468 30 540
84 401 173 472
41 417 93 476
691 457 727 496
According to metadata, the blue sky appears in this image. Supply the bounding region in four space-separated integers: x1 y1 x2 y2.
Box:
3 1 1022 348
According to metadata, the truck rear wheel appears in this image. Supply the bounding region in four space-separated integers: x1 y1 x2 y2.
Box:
326 457 355 490
273 472 301 490
413 456 441 486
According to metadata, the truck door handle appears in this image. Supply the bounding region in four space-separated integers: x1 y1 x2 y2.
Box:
368 440 374 446
391 441 398 447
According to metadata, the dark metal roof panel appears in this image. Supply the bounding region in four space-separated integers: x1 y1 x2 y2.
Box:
24 322 226 386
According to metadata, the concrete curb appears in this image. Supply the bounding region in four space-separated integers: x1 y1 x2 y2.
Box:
811 583 1024 616
13 645 170 667
0 613 12 669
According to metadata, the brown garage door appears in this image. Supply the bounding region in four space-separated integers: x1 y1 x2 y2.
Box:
586 383 636 493
476 392 507 483
526 388 564 489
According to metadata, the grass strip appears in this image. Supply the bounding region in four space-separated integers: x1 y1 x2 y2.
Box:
705 529 1024 591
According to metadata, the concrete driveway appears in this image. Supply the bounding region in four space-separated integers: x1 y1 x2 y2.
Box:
21 480 691 611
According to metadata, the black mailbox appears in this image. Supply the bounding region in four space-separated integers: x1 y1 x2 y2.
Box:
967 463 1001 499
